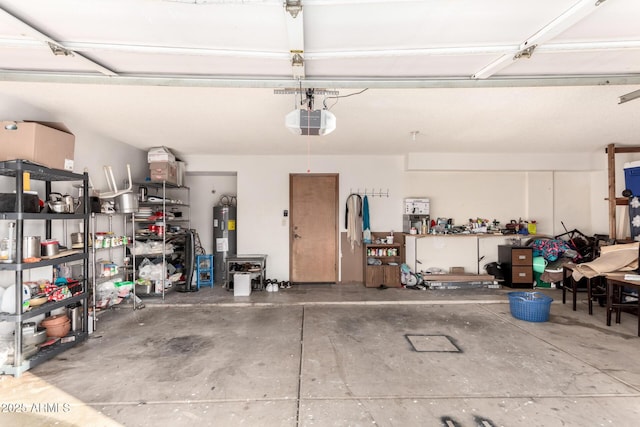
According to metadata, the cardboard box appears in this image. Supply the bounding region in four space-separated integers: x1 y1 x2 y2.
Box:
147 146 175 163
233 273 251 296
149 161 178 185
0 121 75 171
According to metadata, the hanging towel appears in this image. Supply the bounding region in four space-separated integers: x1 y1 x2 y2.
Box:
363 196 370 230
346 194 363 251
362 195 371 243
345 193 362 229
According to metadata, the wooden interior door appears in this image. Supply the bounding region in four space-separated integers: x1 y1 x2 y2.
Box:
290 174 338 283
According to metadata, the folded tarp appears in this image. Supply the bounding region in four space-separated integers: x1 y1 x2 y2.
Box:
571 242 639 280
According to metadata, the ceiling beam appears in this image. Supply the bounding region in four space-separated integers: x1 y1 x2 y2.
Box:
1 71 639 89
284 0 305 79
3 38 639 60
619 88 640 104
472 0 609 79
0 6 117 77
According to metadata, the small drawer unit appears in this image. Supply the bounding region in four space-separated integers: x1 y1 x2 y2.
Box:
498 245 533 288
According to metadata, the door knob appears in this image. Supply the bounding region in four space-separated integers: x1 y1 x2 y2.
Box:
294 233 302 239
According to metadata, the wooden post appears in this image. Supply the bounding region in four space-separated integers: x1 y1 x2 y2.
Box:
607 143 617 240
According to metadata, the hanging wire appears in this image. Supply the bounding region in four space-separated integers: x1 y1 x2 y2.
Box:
323 88 369 110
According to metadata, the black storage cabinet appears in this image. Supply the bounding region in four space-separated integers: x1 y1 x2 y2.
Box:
498 245 534 288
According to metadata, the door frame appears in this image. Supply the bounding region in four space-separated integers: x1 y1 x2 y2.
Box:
289 173 339 283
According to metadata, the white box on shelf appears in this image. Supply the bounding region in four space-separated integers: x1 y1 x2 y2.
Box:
233 273 251 296
147 146 176 163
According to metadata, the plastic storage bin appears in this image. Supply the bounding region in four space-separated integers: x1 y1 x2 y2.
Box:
508 291 553 322
624 164 640 196
196 254 214 288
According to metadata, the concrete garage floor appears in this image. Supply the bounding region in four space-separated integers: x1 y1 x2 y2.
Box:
1 284 640 427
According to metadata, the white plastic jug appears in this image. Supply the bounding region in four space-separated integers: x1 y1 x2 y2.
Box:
0 284 30 314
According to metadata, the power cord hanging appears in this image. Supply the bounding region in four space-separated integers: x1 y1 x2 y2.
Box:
323 88 369 110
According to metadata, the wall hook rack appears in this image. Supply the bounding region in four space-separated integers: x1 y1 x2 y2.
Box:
350 188 389 198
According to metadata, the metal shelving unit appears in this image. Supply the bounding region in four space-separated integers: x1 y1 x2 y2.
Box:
0 160 90 377
130 181 190 302
90 212 132 329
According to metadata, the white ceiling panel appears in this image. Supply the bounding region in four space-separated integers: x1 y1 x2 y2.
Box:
0 1 286 48
82 51 290 77
307 55 498 78
552 0 640 41
498 49 640 76
304 0 578 49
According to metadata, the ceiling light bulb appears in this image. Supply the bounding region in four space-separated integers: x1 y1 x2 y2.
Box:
411 131 420 141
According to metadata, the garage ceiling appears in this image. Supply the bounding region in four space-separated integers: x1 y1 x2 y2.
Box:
1 0 639 157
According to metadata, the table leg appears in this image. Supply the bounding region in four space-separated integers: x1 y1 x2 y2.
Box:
562 267 569 305
587 278 593 315
615 285 622 324
637 299 640 337
606 280 613 326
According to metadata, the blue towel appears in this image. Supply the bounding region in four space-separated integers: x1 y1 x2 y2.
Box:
363 195 370 231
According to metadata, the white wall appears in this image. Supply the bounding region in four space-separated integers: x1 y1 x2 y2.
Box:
553 172 592 237
183 152 604 281
527 172 553 236
183 173 237 255
1 128 622 286
404 171 528 229
184 154 405 280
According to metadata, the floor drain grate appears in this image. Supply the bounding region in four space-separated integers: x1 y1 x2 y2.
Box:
405 334 461 353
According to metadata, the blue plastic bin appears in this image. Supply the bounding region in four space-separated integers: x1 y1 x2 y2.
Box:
508 291 553 322
624 166 640 196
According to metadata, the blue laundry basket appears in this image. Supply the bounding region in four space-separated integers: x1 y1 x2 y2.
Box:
508 291 553 322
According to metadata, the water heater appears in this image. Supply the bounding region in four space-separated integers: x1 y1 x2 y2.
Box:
213 206 237 286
